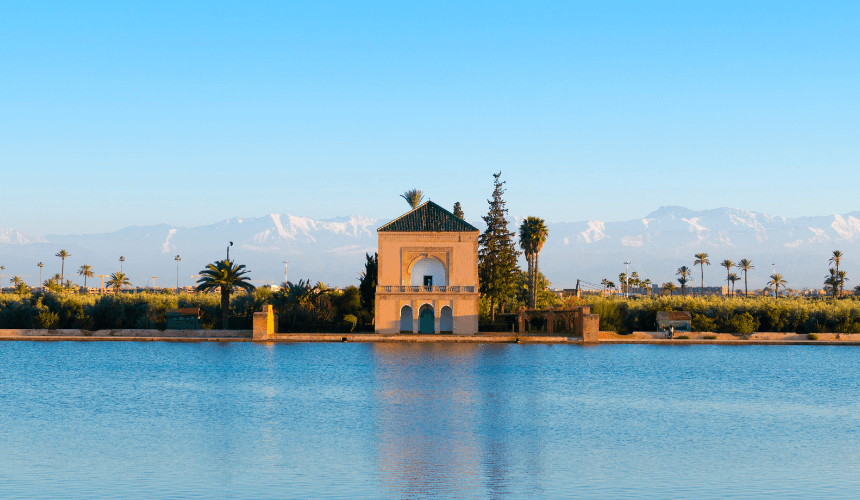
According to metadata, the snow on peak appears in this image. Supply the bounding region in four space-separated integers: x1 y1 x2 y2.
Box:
0 229 46 245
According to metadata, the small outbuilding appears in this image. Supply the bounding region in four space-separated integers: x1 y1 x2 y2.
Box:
656 311 691 332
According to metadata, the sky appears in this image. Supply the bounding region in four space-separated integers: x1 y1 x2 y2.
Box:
2 1 859 237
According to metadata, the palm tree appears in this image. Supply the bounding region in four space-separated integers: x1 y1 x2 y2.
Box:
55 249 71 282
11 276 22 287
175 255 182 291
105 272 131 292
37 262 44 290
693 253 710 296
676 266 691 296
830 250 844 275
837 270 849 297
662 282 678 295
720 259 735 295
400 189 424 210
824 269 840 298
77 265 94 288
736 259 754 297
518 216 549 308
119 256 125 272
728 273 740 296
641 278 652 295
195 259 256 329
768 273 787 299
0 266 4 294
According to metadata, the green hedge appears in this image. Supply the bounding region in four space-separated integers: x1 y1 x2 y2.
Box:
583 295 860 335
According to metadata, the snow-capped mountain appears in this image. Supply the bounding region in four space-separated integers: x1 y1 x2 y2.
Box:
1 207 858 289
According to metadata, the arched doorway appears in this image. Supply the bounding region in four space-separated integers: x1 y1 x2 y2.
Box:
419 304 435 334
400 305 413 333
440 306 453 333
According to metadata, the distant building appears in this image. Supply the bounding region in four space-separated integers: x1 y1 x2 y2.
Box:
374 201 479 334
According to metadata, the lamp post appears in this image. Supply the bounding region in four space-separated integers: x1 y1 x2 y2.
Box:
175 255 181 291
283 260 289 288
624 261 630 298
227 241 233 261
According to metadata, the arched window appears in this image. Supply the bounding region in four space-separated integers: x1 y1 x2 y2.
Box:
410 258 446 287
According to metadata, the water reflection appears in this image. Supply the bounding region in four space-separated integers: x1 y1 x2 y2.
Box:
371 344 551 498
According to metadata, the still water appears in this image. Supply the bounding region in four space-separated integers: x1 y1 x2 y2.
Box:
1 341 859 499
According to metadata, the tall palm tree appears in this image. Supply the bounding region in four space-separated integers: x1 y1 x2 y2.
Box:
195 259 256 329
728 273 740 296
830 250 843 276
0 266 4 294
720 259 735 296
736 259 754 297
119 256 125 272
400 189 424 209
77 265 94 288
676 266 691 296
37 262 44 290
106 271 131 292
693 253 710 296
518 216 549 308
768 273 787 299
55 249 71 282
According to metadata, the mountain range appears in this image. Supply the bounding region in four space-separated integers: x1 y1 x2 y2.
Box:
1 207 858 290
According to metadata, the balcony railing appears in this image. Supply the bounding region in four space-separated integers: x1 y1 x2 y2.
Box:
377 285 477 293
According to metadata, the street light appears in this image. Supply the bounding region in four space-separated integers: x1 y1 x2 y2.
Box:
175 255 181 291
624 261 630 298
227 241 233 260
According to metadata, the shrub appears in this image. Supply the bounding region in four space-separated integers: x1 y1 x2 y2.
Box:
808 333 819 340
716 312 759 335
704 335 717 340
343 314 358 332
691 314 717 332
36 310 59 330
676 335 690 339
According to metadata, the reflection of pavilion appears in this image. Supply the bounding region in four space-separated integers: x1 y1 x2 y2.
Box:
375 201 480 334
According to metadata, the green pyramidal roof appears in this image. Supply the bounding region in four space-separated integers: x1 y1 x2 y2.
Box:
378 201 479 232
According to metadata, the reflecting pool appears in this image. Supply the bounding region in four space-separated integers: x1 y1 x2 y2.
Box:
1 342 859 499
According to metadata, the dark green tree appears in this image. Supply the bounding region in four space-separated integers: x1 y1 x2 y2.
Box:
478 172 521 322
358 252 378 324
195 259 256 329
453 202 465 219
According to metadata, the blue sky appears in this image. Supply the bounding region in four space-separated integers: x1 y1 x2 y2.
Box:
2 1 859 236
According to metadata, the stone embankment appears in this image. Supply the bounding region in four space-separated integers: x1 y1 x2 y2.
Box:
2 330 860 345
0 329 251 341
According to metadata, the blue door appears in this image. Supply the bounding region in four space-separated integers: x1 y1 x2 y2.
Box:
419 308 434 333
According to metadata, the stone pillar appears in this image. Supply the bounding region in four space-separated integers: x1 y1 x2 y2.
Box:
434 299 440 334
412 300 419 334
253 305 275 341
517 306 525 334
546 307 554 334
582 314 600 343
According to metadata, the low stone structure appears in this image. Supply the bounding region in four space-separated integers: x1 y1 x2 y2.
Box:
253 305 278 341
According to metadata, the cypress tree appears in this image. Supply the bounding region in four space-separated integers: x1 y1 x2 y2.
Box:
358 252 378 324
478 172 521 322
453 202 465 219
